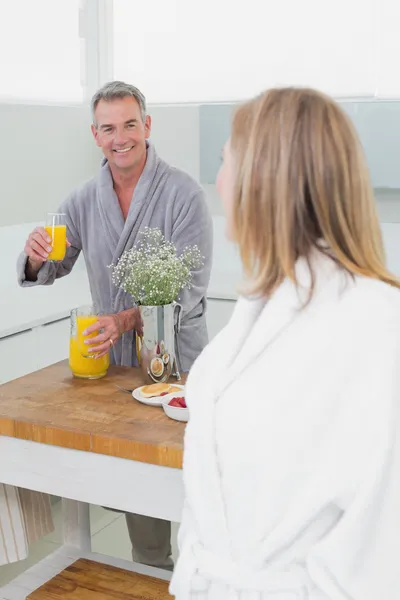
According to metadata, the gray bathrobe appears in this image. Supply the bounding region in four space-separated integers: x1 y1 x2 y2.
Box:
17 142 213 371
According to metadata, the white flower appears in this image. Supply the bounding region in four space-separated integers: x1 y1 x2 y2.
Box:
109 227 204 306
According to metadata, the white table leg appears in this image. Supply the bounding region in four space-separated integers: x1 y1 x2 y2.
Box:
61 499 91 552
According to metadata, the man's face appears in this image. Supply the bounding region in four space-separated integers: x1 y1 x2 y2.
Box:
91 96 151 173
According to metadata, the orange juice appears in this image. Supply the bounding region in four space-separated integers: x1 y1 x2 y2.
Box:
76 314 99 357
45 224 67 261
69 337 109 379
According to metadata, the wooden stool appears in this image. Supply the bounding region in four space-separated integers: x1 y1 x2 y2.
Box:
26 558 173 599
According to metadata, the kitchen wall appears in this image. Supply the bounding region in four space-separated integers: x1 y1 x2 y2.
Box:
2 99 400 225
0 104 101 226
1 99 400 263
0 103 201 227
198 100 400 220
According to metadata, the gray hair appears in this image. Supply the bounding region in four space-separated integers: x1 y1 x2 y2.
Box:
91 81 147 126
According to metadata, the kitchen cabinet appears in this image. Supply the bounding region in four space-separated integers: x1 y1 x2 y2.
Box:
36 317 70 370
0 317 70 384
0 328 37 384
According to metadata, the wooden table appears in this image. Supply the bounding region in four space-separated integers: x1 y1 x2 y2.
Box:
0 361 186 600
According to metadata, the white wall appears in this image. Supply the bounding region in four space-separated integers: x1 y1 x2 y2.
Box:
114 0 400 102
0 102 202 228
374 189 400 222
149 105 200 182
0 104 101 226
2 101 400 287
3 101 400 228
115 0 376 101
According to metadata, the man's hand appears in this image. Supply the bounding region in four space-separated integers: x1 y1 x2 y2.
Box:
24 227 52 267
83 308 143 358
24 226 71 280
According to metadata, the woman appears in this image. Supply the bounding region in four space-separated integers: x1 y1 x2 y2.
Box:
170 88 400 599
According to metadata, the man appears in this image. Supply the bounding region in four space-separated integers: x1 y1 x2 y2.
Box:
17 81 213 570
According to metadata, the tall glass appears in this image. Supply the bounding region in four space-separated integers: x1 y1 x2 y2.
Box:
69 305 110 379
45 213 67 261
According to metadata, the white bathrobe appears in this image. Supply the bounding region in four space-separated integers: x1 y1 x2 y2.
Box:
170 252 400 600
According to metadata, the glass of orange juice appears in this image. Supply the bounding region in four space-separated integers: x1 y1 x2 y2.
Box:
69 305 110 379
45 213 67 261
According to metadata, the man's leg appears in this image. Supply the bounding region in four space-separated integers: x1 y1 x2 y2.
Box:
125 513 173 571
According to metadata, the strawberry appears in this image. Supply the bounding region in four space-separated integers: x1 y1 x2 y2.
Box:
169 399 181 407
168 396 187 408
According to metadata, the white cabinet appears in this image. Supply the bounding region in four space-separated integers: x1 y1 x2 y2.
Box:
0 317 70 384
0 329 37 384
36 317 70 370
206 298 235 340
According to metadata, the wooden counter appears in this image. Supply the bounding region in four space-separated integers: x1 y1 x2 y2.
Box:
0 361 186 469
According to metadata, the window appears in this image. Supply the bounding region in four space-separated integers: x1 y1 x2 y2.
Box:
113 0 179 102
113 0 375 103
0 0 84 103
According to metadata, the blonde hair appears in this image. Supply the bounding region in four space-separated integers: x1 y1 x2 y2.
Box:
230 87 400 299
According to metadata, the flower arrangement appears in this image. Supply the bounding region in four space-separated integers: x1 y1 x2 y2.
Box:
110 227 204 306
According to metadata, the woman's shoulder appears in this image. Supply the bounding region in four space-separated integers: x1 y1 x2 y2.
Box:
351 276 400 317
339 275 400 345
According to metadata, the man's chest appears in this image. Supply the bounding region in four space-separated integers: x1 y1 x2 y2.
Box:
116 189 134 221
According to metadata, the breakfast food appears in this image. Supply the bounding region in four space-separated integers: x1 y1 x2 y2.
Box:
141 383 184 399
168 396 187 408
159 386 183 397
168 385 183 394
141 383 171 398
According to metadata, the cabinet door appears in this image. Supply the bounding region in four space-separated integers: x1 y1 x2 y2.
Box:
0 329 37 384
36 317 70 370
206 299 235 340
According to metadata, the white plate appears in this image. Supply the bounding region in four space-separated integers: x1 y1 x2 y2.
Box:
132 384 184 407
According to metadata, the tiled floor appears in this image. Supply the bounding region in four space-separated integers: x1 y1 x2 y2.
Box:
0 500 179 587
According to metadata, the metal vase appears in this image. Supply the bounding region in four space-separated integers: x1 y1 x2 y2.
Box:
136 303 182 384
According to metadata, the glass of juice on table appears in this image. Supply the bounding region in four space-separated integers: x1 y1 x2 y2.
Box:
69 305 110 379
45 213 67 261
